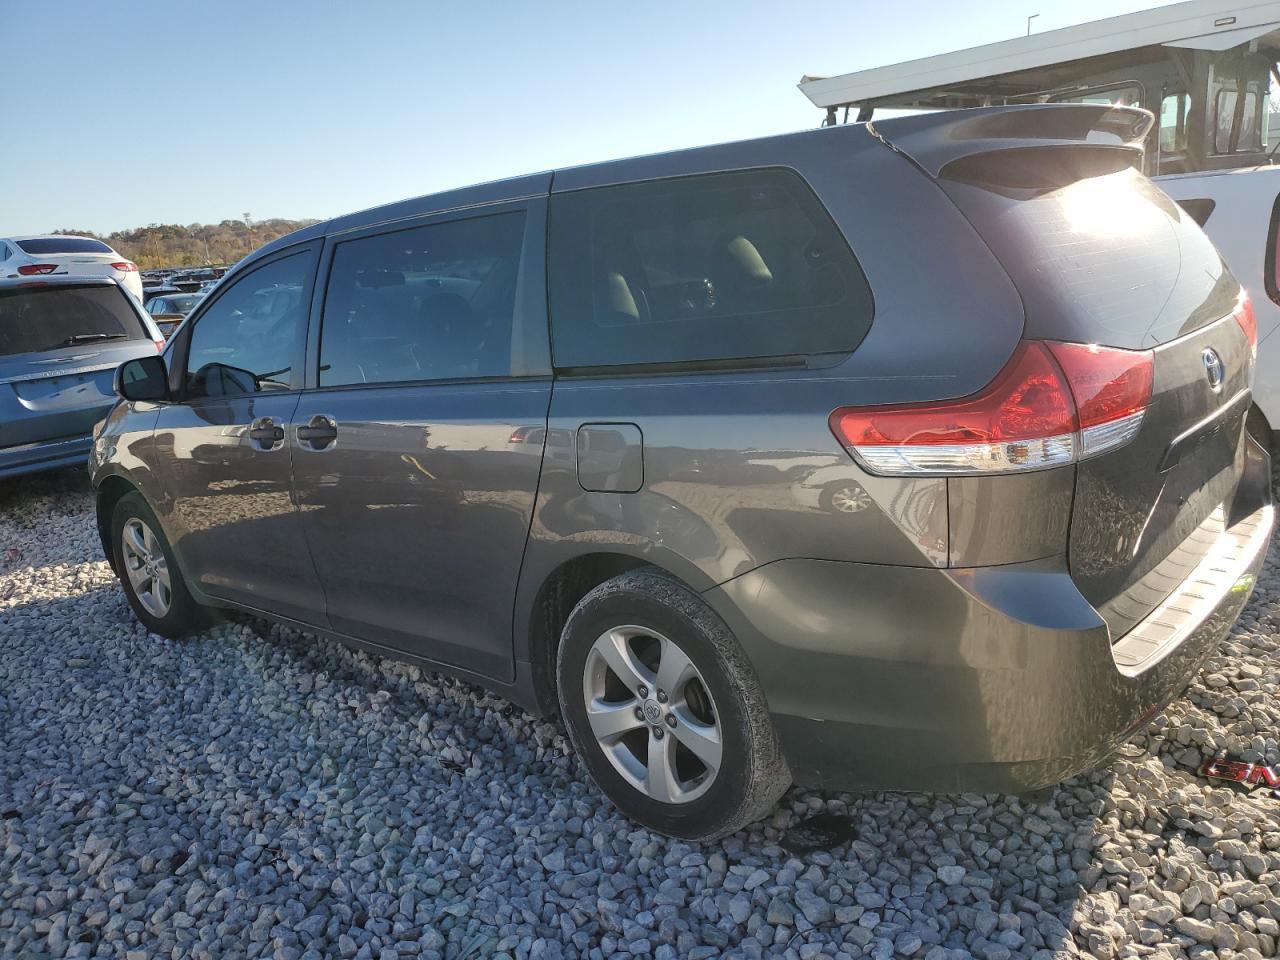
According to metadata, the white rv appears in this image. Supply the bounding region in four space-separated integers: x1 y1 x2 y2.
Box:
801 0 1280 444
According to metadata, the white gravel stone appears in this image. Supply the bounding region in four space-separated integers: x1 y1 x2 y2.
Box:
2 467 1280 959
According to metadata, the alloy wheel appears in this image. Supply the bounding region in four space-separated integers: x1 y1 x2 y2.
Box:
582 625 722 804
121 518 172 618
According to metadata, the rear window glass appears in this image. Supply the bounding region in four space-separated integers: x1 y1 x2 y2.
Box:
0 285 144 356
940 164 1238 348
16 238 113 255
548 168 873 369
151 295 199 314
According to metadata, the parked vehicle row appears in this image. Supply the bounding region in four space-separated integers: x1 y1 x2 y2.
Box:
88 102 1271 839
144 293 203 337
0 235 143 302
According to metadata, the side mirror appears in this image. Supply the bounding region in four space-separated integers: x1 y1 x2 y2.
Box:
115 355 169 402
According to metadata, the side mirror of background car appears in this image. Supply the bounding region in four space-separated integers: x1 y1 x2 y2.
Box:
115 355 169 403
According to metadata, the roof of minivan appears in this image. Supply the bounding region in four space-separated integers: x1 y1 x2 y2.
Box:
242 123 868 273
799 0 1280 111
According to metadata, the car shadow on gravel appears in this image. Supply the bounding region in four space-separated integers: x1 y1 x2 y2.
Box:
0 467 100 572
0 465 92 506
175 610 1127 957
4 504 1278 957
1 578 1115 957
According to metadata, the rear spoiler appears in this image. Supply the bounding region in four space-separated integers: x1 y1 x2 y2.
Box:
869 103 1154 179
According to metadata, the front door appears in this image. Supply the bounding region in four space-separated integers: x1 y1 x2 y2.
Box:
290 205 551 682
152 246 327 625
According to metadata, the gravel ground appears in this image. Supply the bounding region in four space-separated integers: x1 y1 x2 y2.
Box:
1 469 1279 960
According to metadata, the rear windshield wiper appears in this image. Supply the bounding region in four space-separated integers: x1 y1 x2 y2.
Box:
60 333 129 346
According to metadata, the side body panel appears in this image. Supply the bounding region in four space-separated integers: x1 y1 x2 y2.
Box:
151 393 320 621
512 124 1027 667
147 243 326 624
290 189 553 684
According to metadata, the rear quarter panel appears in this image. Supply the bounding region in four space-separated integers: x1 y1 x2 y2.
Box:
513 124 1027 662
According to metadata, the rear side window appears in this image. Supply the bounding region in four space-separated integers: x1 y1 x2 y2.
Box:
548 169 873 369
0 285 144 356
16 238 113 255
318 212 525 387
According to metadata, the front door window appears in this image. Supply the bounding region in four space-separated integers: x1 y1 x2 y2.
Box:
184 255 310 399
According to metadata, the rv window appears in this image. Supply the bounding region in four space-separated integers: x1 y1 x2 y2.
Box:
1214 88 1263 154
1159 93 1190 153
1050 83 1142 109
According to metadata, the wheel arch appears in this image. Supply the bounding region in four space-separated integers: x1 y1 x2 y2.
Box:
95 473 141 573
521 551 704 716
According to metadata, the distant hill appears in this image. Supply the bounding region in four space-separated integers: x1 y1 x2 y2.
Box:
51 218 320 270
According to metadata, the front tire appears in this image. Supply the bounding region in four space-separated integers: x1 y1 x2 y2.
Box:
111 491 205 639
557 568 790 840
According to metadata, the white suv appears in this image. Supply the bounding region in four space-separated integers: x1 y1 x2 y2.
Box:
0 235 143 302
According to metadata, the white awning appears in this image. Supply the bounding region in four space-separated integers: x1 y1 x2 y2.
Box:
800 0 1280 110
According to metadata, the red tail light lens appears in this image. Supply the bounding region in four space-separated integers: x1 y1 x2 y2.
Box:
154 339 166 353
1045 341 1153 457
830 342 1077 475
830 340 1153 475
17 263 59 275
111 261 139 273
1234 291 1257 360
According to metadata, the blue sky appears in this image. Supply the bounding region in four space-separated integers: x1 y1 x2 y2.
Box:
4 0 1177 235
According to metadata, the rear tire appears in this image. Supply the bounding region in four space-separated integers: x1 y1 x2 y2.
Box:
557 568 790 840
111 491 206 639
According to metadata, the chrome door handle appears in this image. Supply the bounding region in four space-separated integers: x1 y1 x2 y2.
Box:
247 417 285 449
296 414 338 451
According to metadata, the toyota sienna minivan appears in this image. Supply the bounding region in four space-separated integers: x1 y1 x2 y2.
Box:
92 104 1273 840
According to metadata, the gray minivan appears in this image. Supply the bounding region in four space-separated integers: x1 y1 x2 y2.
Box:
92 104 1273 840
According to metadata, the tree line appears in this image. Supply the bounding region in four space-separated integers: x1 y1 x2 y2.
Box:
53 218 319 270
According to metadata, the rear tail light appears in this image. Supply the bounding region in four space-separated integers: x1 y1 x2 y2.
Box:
111 261 139 273
154 339 165 353
17 263 59 275
1045 341 1153 458
830 340 1153 475
1234 291 1257 360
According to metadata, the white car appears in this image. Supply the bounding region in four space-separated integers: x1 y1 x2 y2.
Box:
1156 166 1280 447
0 235 143 302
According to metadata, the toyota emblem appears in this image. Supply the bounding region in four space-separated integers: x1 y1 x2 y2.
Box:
1202 348 1224 391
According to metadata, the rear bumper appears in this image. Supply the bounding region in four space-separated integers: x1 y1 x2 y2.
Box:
0 434 93 479
706 440 1273 794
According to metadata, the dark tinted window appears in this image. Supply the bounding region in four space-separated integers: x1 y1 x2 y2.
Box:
318 212 525 387
16 237 113 255
548 169 873 369
184 254 310 399
1213 88 1263 154
0 285 145 356
150 295 199 315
